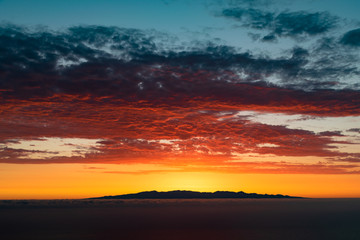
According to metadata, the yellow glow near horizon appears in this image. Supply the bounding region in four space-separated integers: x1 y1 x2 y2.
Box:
1 163 360 199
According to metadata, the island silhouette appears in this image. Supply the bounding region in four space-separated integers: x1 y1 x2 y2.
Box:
89 190 302 199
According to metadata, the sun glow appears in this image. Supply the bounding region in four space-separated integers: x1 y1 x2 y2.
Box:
1 162 360 199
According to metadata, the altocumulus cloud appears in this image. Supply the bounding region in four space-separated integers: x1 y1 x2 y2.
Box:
1 24 359 96
0 24 360 174
340 28 360 47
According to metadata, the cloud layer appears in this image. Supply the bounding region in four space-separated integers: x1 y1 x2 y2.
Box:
1 23 360 174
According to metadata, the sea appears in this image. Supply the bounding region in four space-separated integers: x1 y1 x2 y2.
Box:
0 198 359 240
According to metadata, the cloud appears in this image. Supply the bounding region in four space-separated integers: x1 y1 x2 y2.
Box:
332 156 360 163
1 23 359 101
221 8 338 41
0 24 360 174
340 28 360 47
0 137 101 160
274 11 337 37
0 106 354 164
347 128 360 133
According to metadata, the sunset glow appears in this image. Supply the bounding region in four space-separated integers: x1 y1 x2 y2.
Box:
1 0 360 199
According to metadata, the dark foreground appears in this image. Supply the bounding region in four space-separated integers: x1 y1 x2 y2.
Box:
91 190 300 199
1 198 359 240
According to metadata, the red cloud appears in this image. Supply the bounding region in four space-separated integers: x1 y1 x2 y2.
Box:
1 98 357 173
1 64 360 176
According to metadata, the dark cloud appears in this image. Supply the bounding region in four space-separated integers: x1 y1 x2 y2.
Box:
274 11 337 37
318 131 343 137
347 128 360 133
221 8 338 40
306 37 360 88
222 8 274 29
0 24 359 118
1 24 358 102
261 34 277 42
340 28 360 47
0 147 59 160
331 155 360 163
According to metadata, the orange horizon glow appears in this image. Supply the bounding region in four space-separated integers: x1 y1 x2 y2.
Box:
1 163 360 200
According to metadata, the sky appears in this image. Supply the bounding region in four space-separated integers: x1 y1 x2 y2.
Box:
1 0 360 199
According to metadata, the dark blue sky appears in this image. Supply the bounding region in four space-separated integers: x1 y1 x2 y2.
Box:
1 0 359 51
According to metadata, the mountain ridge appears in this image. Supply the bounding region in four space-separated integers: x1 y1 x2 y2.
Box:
88 190 303 199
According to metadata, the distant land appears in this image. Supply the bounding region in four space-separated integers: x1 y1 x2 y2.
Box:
89 190 303 199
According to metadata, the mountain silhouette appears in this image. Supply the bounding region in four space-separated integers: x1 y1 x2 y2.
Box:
89 190 302 199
